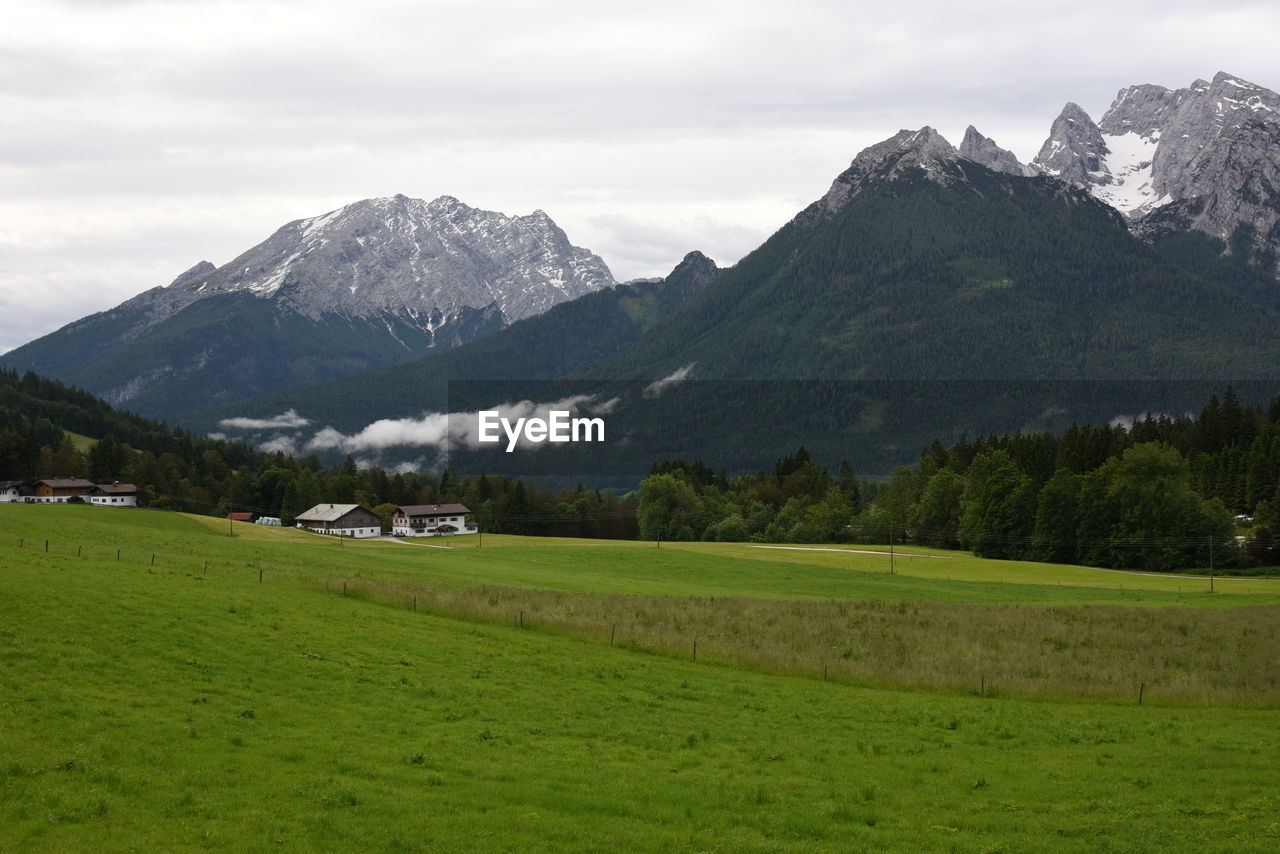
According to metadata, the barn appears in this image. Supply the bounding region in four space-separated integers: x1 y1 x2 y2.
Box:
295 503 383 538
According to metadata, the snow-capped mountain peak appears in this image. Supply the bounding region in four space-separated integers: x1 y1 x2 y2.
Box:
1033 71 1280 275
162 194 614 329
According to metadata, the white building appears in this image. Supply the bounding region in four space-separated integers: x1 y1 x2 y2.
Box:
90 483 139 507
391 503 476 537
0 481 24 503
295 503 383 538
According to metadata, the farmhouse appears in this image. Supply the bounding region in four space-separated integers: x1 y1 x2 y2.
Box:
0 479 139 506
391 503 476 537
90 482 139 507
30 478 97 503
295 503 382 538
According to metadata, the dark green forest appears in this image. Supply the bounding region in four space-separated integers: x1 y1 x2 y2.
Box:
633 386 1280 572
3 367 1277 570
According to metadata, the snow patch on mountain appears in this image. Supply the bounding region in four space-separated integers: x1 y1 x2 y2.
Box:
1091 131 1171 215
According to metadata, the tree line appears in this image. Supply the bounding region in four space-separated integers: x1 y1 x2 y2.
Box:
3 367 1277 569
635 387 1280 571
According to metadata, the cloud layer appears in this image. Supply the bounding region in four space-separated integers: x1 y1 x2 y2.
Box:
218 409 311 430
291 394 606 457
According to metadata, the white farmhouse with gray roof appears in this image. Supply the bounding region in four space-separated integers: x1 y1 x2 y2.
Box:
295 503 382 538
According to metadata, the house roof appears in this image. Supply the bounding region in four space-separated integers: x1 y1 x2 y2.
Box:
37 478 96 489
94 483 138 495
296 503 369 523
396 503 470 516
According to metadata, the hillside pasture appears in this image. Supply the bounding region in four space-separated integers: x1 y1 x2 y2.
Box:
3 522 1279 852
2 506 1279 706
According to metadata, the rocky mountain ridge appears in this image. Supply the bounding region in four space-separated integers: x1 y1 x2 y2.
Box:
118 194 615 341
808 71 1280 277
0 195 616 417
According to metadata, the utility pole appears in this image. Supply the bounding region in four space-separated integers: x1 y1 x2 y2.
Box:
1209 534 1215 594
889 524 895 575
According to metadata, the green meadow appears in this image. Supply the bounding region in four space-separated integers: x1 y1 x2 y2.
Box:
2 505 1279 852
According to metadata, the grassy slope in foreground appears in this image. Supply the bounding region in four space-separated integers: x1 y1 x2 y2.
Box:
3 507 1280 706
3 524 1280 853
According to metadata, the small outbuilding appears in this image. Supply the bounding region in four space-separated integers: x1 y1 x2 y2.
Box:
295 503 382 538
391 503 476 537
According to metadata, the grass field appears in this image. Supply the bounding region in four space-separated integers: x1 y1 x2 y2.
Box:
62 431 96 453
3 505 1280 851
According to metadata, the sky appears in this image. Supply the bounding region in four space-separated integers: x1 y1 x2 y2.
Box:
3 0 1280 353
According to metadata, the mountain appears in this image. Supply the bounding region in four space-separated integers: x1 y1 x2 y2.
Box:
473 129 1280 475
184 126 1280 477
184 251 720 437
0 195 614 418
600 126 1280 383
958 126 1038 177
1032 72 1280 275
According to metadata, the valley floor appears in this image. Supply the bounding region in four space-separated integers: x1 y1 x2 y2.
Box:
2 506 1278 852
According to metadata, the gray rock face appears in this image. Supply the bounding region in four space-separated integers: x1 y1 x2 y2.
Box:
168 260 216 288
668 251 720 288
814 127 961 215
1034 72 1280 275
135 195 615 336
1031 103 1112 188
960 126 1036 177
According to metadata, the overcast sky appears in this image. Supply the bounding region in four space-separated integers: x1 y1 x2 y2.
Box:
3 0 1279 352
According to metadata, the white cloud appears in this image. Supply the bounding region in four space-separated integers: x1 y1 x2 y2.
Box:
305 414 451 454
218 409 311 430
644 364 696 398
258 435 299 456
301 394 603 455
